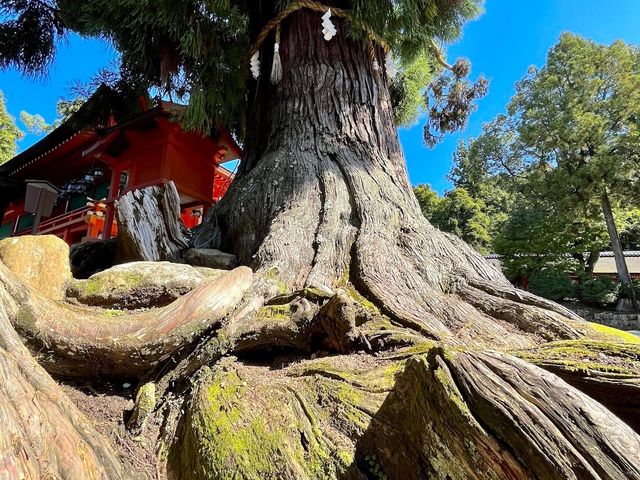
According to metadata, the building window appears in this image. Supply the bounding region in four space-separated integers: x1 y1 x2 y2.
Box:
0 221 13 239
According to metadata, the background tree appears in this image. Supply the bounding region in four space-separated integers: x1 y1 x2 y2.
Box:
413 183 442 219
493 201 610 279
414 184 491 253
447 36 640 287
620 208 640 250
1 2 639 478
0 91 23 164
448 126 520 239
509 33 640 287
20 97 84 135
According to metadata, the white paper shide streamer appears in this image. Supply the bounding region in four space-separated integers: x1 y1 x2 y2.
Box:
250 51 260 79
322 9 336 41
385 51 398 78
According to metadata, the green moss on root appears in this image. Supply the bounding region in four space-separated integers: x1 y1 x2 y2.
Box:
255 304 291 321
265 267 290 295
15 305 37 332
344 286 379 313
83 272 144 296
515 339 640 375
171 365 355 479
587 322 640 344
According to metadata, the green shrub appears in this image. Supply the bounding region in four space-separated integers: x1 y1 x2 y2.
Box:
528 270 575 301
620 280 640 299
579 277 620 306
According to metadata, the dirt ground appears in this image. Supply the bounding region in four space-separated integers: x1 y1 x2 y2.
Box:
59 379 162 480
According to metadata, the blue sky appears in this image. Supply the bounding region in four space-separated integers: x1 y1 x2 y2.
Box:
2 0 640 194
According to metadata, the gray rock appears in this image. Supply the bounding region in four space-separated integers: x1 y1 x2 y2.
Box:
183 248 238 270
65 261 225 309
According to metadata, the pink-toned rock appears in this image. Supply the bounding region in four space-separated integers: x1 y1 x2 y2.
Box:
0 234 71 300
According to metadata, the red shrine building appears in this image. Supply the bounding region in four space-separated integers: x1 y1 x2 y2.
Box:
0 87 240 245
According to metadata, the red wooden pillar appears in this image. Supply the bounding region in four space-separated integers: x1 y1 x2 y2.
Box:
102 166 120 240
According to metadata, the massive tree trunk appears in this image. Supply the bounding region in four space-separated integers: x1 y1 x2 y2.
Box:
209 8 588 348
2 5 640 479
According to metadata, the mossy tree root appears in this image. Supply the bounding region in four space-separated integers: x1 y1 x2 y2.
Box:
167 347 640 480
0 261 253 378
515 340 640 432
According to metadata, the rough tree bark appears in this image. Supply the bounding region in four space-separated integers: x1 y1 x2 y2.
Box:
116 181 189 263
0 261 253 377
600 190 638 311
2 5 640 479
209 8 589 348
0 294 131 479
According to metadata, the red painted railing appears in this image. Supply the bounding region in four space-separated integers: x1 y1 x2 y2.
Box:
12 176 232 242
36 207 91 235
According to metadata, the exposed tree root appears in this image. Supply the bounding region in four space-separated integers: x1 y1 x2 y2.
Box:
2 9 640 477
0 261 252 377
167 346 640 480
153 286 421 403
515 339 640 432
447 350 640 479
1 252 640 479
0 303 130 479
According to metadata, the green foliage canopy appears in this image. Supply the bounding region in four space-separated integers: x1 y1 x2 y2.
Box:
509 33 640 210
414 184 491 253
20 98 85 135
579 277 620 307
0 0 485 137
0 91 23 165
440 34 640 279
528 270 575 302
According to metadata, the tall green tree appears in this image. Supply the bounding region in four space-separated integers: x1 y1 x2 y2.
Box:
508 33 640 285
1 4 636 479
0 91 23 164
414 184 491 253
620 208 640 250
454 116 612 277
448 127 520 239
454 35 640 284
414 183 442 219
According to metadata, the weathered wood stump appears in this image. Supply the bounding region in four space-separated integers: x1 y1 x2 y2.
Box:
115 181 189 262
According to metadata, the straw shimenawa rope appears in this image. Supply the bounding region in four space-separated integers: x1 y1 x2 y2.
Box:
249 0 453 75
249 0 390 56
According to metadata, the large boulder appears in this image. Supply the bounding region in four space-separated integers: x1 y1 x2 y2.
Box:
183 248 238 270
65 261 225 309
0 234 71 300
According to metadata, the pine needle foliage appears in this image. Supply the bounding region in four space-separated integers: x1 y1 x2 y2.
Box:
0 0 483 137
